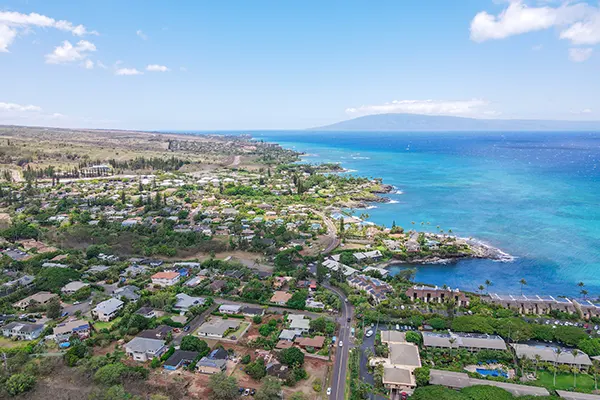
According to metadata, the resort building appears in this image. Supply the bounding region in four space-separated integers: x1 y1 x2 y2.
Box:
574 300 600 320
483 293 577 315
347 274 393 304
510 344 592 368
429 370 550 397
151 271 180 287
422 331 506 351
405 285 470 307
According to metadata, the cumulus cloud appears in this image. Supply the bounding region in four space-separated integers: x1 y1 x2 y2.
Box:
0 11 97 52
0 102 42 112
136 29 148 40
115 67 143 76
568 47 593 62
471 1 600 60
146 64 169 72
345 99 495 118
83 59 94 69
45 40 96 64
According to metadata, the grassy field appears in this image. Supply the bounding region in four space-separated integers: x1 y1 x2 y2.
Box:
93 317 122 331
0 336 25 349
225 322 250 340
534 370 597 392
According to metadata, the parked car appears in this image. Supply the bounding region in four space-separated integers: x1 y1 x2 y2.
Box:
339 341 343 347
327 388 332 396
395 324 400 330
365 330 373 338
243 389 250 396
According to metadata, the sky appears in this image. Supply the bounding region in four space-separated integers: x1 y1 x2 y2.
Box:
1 0 600 130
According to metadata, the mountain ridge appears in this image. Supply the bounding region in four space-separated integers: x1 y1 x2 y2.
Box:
311 113 600 131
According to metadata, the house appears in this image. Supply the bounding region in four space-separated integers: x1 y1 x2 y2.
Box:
125 336 167 362
219 304 242 315
279 329 297 341
151 271 180 287
294 336 325 349
511 344 592 368
138 325 172 340
120 264 148 278
135 307 156 319
322 259 357 277
173 293 206 313
347 275 393 304
164 350 199 370
483 293 576 315
61 281 90 295
88 265 110 274
273 277 288 289
210 279 227 292
353 250 383 263
53 319 90 342
112 285 140 301
92 298 124 321
3 275 34 288
270 291 293 305
422 332 506 351
196 357 227 374
13 291 58 310
3 248 31 261
288 314 310 334
266 361 290 379
306 299 325 309
184 276 205 287
1 322 44 340
197 319 240 339
276 340 294 349
243 306 265 317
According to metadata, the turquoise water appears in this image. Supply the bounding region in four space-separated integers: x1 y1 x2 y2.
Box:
247 131 600 297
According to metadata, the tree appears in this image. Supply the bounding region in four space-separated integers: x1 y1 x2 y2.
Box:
478 285 485 294
255 377 282 400
245 357 267 380
428 317 447 330
485 279 492 293
405 331 422 345
286 290 308 310
94 363 128 386
554 348 563 386
46 296 61 319
208 373 239 400
579 338 600 357
289 392 306 400
572 349 579 387
5 373 36 396
519 278 527 295
414 367 430 387
279 347 304 367
180 336 209 357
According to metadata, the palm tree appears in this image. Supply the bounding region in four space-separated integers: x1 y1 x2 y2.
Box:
519 279 527 295
534 354 541 378
572 350 579 388
448 337 456 358
478 285 485 295
554 348 563 387
581 289 589 300
485 280 492 294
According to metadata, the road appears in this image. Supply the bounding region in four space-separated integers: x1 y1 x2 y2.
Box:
324 283 352 400
172 303 217 346
215 298 326 320
314 211 340 254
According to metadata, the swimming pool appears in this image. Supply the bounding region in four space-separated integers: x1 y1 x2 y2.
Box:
476 368 508 378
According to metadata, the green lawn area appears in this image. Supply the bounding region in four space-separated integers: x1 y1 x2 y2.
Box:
225 322 250 340
534 370 597 392
0 336 25 349
93 317 122 331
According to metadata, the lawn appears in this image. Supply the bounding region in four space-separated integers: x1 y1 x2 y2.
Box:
93 317 122 331
0 336 25 349
225 322 250 340
534 370 597 392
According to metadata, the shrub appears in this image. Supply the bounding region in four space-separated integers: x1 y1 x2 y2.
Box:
405 331 422 345
5 373 36 396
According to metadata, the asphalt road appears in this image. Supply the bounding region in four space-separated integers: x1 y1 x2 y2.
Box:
324 283 352 400
172 303 217 346
314 211 340 254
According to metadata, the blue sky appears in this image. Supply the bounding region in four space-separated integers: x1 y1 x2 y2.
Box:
1 0 600 130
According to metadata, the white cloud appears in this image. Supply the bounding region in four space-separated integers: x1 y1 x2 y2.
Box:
0 102 42 112
568 47 593 62
136 29 148 40
0 11 97 52
83 59 94 69
146 64 169 72
471 1 600 43
45 40 96 64
115 67 143 76
345 99 495 118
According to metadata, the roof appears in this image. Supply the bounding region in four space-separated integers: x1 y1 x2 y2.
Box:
138 325 172 340
152 271 179 280
380 330 406 344
288 314 310 330
174 293 205 309
219 304 242 313
383 366 415 386
15 291 57 306
511 344 592 366
197 319 240 336
422 332 506 351
270 291 293 303
197 357 227 369
164 350 199 367
279 329 297 341
135 307 155 316
276 340 294 349
2 321 44 333
209 348 228 360
429 369 550 397
294 336 325 348
62 281 89 292
53 319 89 336
94 298 124 314
389 343 421 368
125 336 166 353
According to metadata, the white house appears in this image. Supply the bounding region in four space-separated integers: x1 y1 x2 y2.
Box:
151 271 180 287
61 281 90 295
2 322 44 340
92 298 124 322
125 336 167 362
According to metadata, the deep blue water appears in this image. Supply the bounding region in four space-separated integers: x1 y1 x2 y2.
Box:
238 131 600 297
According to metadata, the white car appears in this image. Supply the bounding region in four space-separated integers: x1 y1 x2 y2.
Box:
366 330 374 338
327 388 332 396
339 341 343 347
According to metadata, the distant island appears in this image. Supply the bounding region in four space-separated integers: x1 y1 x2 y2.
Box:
312 113 600 131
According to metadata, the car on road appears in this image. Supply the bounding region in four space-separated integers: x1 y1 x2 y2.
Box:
365 330 373 338
347 317 351 323
345 298 348 303
339 340 343 347
183 325 190 332
73 301 80 305
327 388 331 396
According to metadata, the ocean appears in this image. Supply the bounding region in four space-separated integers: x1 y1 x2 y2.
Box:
245 131 600 297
